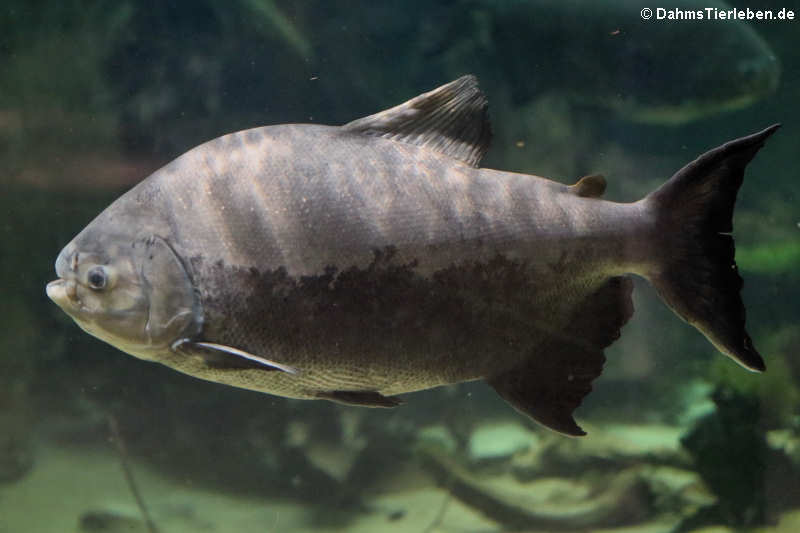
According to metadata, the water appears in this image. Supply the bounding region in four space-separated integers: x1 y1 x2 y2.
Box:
1 1 798 531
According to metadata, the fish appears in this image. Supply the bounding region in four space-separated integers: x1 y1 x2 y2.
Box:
307 0 780 125
99 0 781 161
46 76 778 436
478 0 781 124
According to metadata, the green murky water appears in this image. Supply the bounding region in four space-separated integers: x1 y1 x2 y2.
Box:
1 1 798 531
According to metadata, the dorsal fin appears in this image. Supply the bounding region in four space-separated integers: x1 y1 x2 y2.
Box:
568 174 607 198
343 75 492 167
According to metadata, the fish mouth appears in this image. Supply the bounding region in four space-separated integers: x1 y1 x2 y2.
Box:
48 245 81 309
46 278 101 338
46 278 79 309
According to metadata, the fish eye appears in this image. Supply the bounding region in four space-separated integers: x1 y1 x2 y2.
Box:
87 266 108 290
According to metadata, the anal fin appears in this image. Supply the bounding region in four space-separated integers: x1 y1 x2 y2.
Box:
317 390 404 408
489 276 634 436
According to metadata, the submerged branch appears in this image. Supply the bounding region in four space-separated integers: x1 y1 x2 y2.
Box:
107 415 160 533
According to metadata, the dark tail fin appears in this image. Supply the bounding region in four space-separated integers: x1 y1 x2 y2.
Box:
645 125 780 372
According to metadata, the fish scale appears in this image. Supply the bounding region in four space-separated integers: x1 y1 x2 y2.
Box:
47 76 778 435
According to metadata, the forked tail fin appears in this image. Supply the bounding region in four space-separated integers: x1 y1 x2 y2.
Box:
645 125 780 372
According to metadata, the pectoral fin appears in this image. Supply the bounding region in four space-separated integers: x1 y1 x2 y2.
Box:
172 339 300 374
489 276 634 436
317 390 404 408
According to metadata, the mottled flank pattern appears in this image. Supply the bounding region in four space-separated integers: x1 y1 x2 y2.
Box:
170 248 616 401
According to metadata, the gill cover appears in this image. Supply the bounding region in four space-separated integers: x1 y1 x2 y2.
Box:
139 235 202 346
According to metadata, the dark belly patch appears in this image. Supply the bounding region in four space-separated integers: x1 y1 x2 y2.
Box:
187 247 587 390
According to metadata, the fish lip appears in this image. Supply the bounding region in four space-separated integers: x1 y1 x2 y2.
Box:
46 278 79 308
46 279 66 302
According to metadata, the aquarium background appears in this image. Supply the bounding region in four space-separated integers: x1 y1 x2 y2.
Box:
1 0 798 531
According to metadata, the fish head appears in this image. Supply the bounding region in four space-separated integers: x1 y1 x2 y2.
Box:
46 224 201 360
